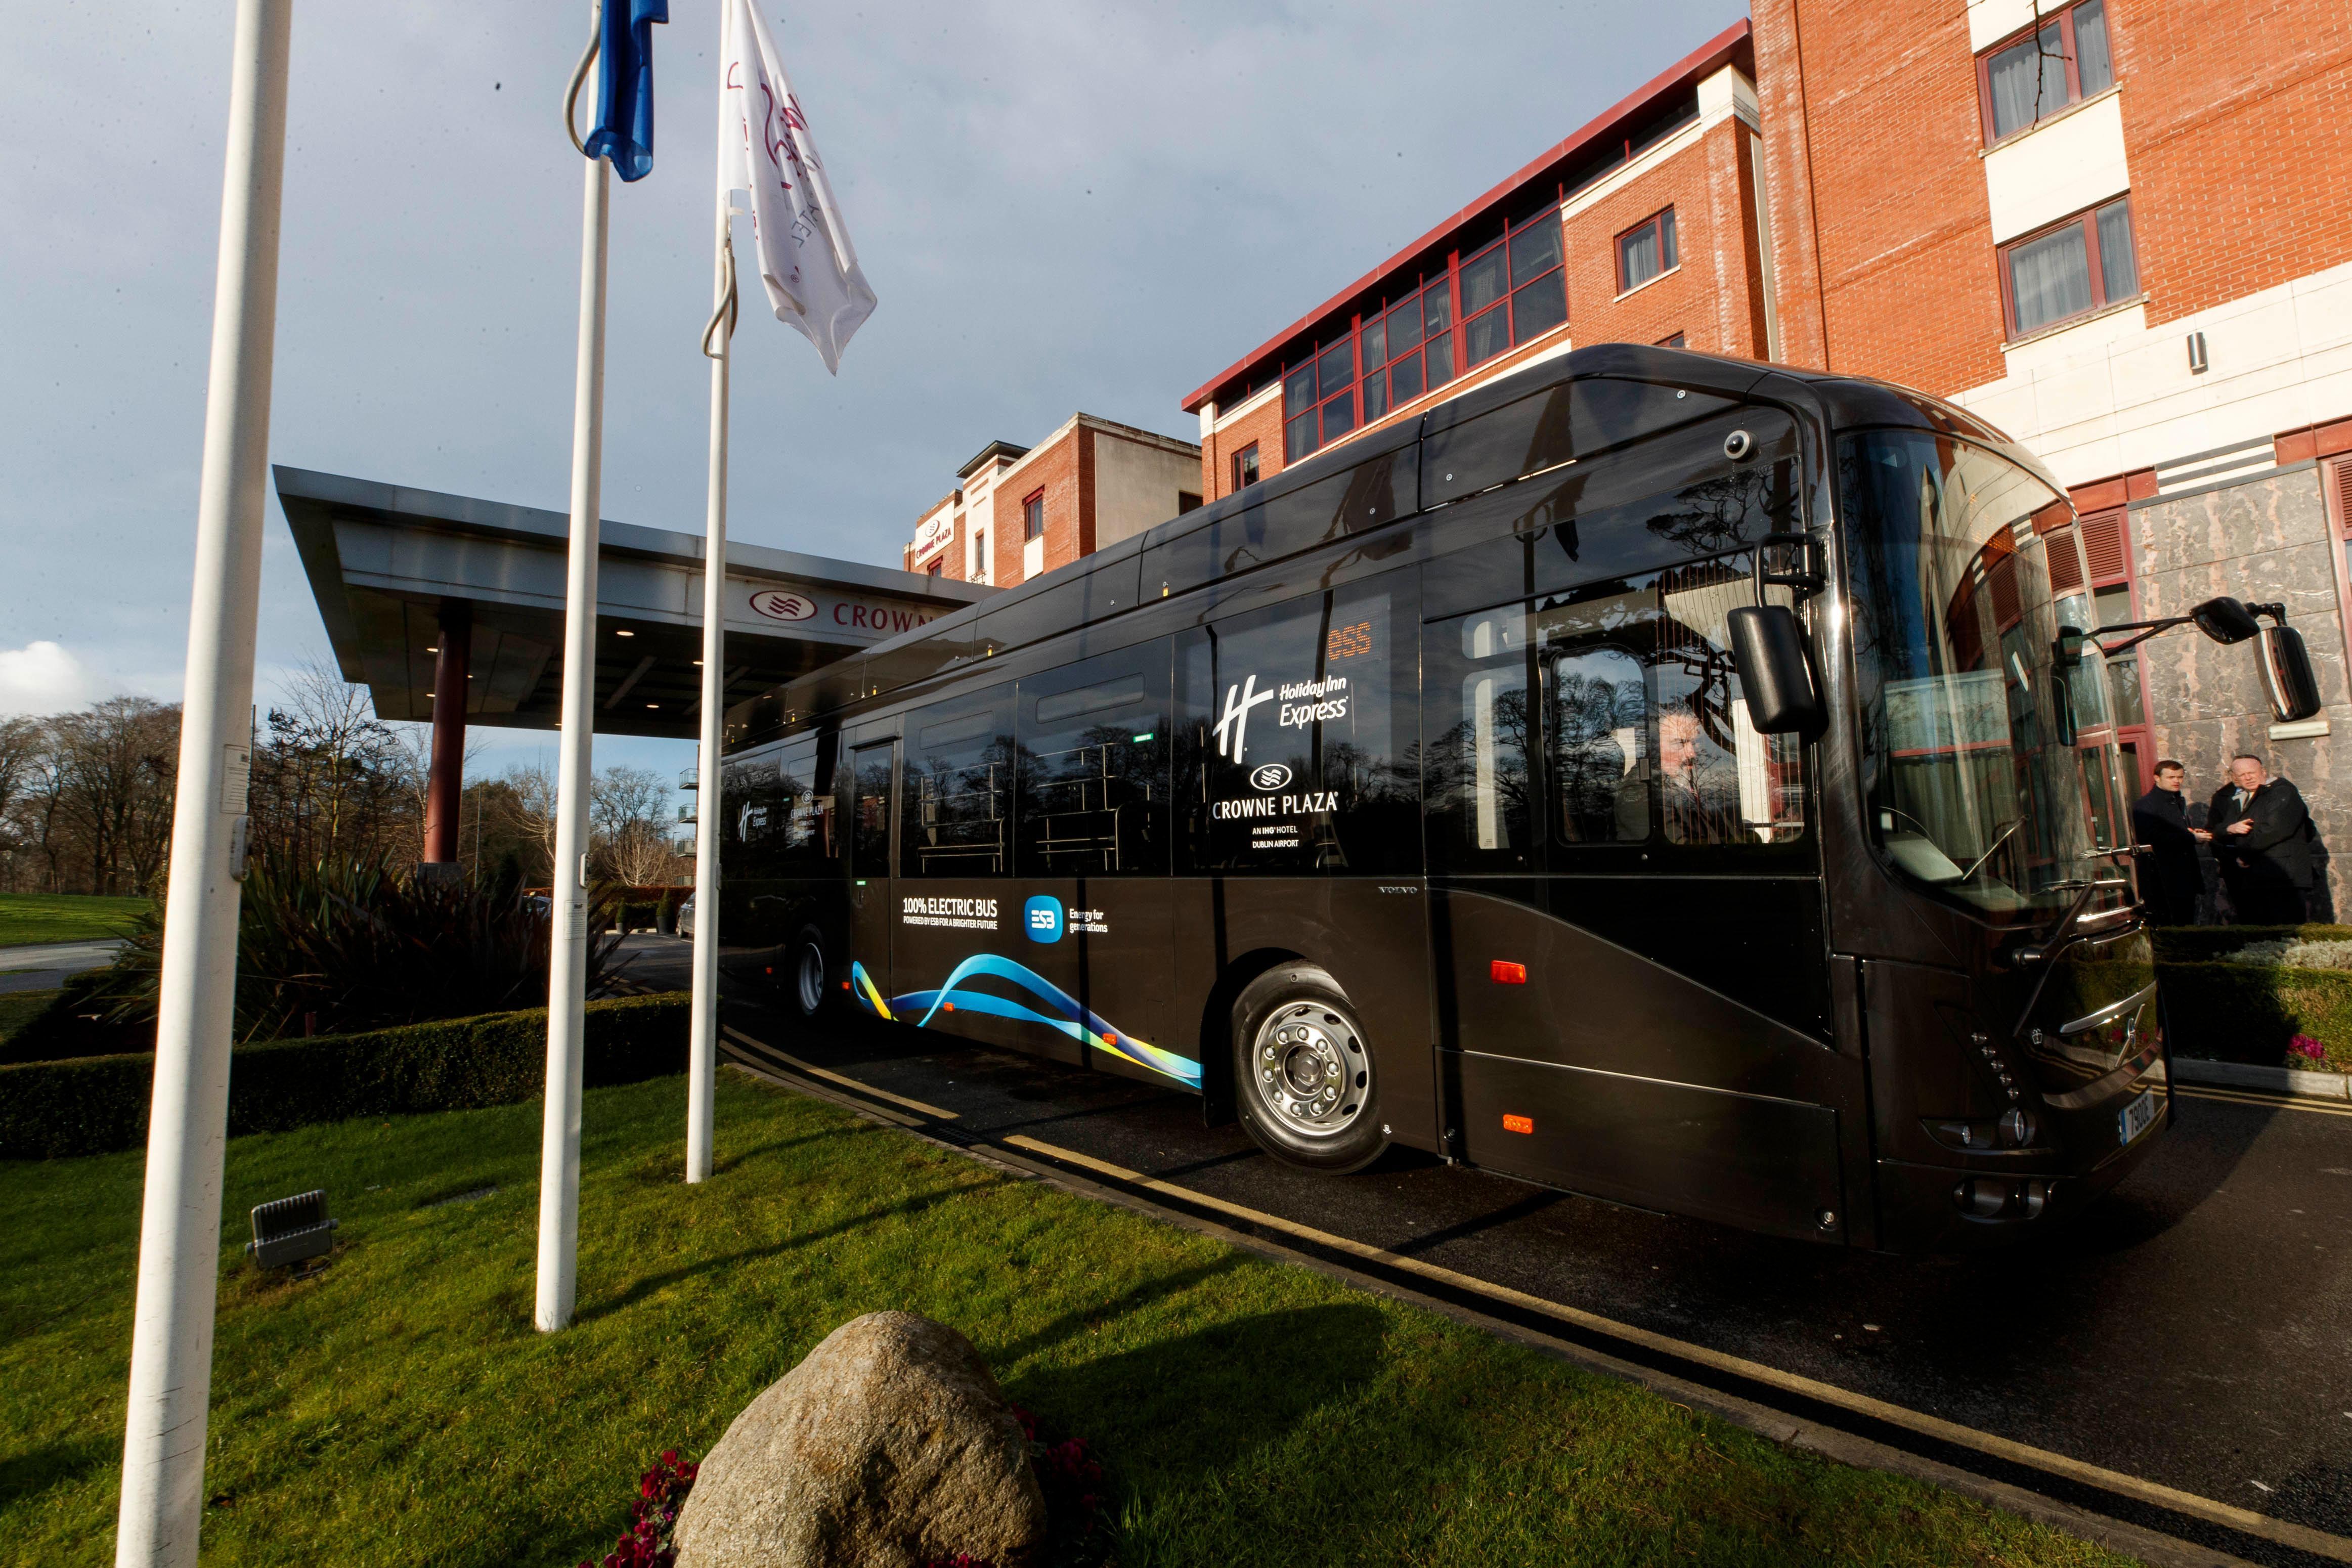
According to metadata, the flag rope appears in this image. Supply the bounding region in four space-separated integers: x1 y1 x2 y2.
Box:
562 1 605 156
700 238 738 360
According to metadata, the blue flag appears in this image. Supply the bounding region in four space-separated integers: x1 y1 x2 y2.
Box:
584 0 669 183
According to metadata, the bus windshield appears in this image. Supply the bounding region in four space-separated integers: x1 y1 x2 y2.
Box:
1841 429 2124 923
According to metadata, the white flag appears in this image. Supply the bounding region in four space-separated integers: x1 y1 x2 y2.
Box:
720 0 877 372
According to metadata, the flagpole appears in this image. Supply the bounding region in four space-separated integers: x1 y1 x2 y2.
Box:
686 41 735 1185
115 1 292 1560
538 7 611 1332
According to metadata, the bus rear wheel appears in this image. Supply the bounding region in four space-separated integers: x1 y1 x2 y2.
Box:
790 927 829 1020
1232 965 1385 1173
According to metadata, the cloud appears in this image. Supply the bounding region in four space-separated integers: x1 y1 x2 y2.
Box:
0 641 96 717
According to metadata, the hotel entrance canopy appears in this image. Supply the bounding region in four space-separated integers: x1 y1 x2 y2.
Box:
276 466 992 741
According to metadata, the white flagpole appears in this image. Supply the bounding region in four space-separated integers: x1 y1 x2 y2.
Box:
538 1 612 1332
686 28 735 1185
115 1 292 1561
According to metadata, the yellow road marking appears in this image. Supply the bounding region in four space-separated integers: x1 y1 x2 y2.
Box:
2176 1084 2352 1118
720 1027 960 1120
1000 1131 2352 1563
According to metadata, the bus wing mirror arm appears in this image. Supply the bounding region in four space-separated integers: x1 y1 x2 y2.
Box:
1728 603 1826 737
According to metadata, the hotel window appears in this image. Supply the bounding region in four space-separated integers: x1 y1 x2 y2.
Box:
1455 212 1569 372
1616 207 1678 293
1657 331 1687 347
1281 211 1567 465
1178 491 1203 513
2000 197 2138 338
1022 491 1045 542
1978 0 2113 144
1232 443 1260 492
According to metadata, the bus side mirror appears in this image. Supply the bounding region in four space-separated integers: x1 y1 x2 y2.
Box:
2052 627 2087 671
1728 604 1824 735
2259 624 2323 722
2192 596 2262 643
2053 681 2078 747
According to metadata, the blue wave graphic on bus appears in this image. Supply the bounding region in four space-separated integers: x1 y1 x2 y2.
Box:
849 955 1201 1090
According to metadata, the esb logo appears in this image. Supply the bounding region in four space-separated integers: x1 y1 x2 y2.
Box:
1024 895 1064 944
749 589 817 622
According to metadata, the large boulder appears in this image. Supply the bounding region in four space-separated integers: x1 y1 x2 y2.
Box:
673 1311 1046 1568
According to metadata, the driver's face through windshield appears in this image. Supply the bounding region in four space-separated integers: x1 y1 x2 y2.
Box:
1840 430 2128 921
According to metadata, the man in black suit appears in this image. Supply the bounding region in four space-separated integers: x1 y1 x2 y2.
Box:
2207 753 2313 925
2132 759 2207 925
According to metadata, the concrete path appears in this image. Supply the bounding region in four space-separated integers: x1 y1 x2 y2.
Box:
0 939 125 994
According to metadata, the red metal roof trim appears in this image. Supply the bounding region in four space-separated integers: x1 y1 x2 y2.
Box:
1179 18 1753 414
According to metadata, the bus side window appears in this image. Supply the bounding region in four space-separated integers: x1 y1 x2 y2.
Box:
1423 606 1534 872
1543 642 1650 844
773 733 841 875
849 742 896 878
901 685 1016 878
1655 560 1808 847
1177 575 1419 876
1016 649 1171 877
721 754 781 875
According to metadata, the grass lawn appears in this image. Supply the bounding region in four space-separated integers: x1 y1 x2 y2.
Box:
0 1071 2140 1568
0 892 150 948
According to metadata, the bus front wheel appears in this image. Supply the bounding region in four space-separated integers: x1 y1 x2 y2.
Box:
1232 965 1386 1173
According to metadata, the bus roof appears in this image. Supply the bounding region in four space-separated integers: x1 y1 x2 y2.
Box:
730 344 2053 744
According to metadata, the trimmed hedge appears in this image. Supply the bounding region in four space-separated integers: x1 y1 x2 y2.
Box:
0 991 688 1161
2150 926 2352 1071
2160 962 2352 1071
2151 924 2352 964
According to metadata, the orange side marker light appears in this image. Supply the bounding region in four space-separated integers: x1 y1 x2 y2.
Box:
1491 960 1528 985
1503 1113 1535 1135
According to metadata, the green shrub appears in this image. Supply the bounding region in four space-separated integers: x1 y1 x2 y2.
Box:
0 992 687 1160
2159 960 2352 1070
84 855 626 1046
1 970 151 1066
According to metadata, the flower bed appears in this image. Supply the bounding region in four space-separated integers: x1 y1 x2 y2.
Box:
586 1411 1109 1568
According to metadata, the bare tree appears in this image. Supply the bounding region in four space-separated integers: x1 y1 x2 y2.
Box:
247 658 413 865
591 765 675 885
495 761 561 884
46 698 181 894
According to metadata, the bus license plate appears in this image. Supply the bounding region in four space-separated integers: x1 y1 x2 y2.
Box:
2117 1091 2158 1147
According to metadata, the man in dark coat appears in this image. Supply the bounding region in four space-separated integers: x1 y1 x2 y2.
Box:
2207 753 2313 925
2132 759 2207 925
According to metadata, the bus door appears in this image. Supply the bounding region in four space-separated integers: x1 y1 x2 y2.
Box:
845 735 897 1012
1427 554 1851 1241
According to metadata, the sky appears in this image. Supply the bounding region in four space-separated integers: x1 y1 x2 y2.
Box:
3 0 1747 783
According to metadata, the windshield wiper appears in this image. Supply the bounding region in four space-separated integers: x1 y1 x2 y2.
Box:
1955 819 2023 884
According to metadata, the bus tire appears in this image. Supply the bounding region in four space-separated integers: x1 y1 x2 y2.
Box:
789 926 830 1021
1232 965 1386 1173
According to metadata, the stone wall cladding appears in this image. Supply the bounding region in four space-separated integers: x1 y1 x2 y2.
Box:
2134 468 2351 912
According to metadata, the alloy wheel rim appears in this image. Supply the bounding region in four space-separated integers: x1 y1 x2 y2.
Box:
1249 1001 1369 1139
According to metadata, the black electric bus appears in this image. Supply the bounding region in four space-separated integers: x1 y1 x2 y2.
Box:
713 343 2321 1251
